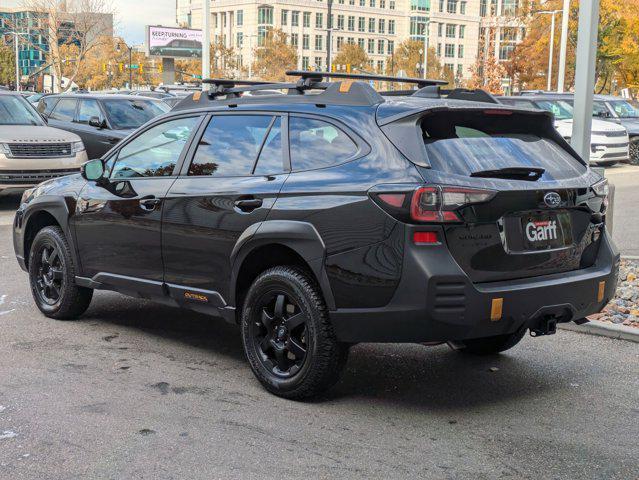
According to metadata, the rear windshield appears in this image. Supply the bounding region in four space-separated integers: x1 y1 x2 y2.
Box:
102 99 169 130
421 112 587 180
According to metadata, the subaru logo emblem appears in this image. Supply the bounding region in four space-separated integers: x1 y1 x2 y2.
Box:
544 192 561 208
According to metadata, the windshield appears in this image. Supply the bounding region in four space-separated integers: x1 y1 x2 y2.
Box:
0 95 44 126
608 100 639 118
102 99 169 130
532 100 574 120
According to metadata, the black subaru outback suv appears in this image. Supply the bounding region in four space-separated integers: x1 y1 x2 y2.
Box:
13 72 619 399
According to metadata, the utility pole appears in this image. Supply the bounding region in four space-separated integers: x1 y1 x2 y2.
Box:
557 0 570 92
202 0 211 90
571 0 600 160
326 0 333 71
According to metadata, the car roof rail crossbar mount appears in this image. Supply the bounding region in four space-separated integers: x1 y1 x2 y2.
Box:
286 70 448 89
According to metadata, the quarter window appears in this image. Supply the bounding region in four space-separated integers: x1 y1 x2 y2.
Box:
110 116 199 179
289 117 358 171
188 115 275 177
50 98 77 121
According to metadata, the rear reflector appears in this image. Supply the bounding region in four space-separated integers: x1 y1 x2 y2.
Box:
490 298 503 321
413 231 438 244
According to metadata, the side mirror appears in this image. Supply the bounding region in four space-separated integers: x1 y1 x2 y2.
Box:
89 116 105 128
81 159 106 182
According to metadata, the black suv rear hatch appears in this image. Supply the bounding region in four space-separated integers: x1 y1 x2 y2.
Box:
380 106 606 283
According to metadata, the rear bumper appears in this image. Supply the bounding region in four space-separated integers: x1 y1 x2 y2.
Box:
330 228 620 343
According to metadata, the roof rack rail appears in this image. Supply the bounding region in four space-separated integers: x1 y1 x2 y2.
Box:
286 70 447 89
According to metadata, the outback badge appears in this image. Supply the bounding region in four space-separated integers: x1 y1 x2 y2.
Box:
543 192 562 208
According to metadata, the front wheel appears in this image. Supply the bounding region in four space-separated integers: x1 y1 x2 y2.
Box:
241 266 348 400
630 137 639 165
453 327 527 355
28 226 93 319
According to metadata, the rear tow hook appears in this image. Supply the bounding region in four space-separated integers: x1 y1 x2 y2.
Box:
530 316 558 337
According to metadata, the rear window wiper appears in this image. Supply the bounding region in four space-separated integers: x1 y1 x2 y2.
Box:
470 167 545 181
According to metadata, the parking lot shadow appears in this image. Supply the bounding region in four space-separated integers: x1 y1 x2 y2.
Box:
84 292 560 411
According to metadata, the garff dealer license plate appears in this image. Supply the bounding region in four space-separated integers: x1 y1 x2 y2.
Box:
521 212 573 251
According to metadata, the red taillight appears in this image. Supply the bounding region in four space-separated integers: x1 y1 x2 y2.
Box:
410 186 495 223
378 193 406 208
413 231 438 244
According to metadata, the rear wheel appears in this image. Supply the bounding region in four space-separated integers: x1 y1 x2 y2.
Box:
241 266 348 399
453 327 527 355
28 226 93 320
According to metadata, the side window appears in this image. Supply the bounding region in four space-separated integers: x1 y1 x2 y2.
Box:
77 99 103 124
38 97 58 115
289 117 358 171
254 117 283 175
49 98 77 121
110 116 199 179
188 115 274 176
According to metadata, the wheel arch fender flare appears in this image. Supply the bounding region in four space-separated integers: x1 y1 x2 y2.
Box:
21 196 78 268
229 220 336 310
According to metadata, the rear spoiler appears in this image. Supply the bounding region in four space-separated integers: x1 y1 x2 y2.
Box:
378 106 587 169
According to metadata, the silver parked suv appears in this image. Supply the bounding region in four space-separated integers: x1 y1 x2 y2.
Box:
0 91 87 193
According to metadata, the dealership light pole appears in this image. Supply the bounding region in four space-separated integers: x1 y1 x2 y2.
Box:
571 0 600 160
202 0 211 90
557 0 570 92
537 10 561 92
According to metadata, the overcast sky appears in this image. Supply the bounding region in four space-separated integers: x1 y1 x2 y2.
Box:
2 0 177 45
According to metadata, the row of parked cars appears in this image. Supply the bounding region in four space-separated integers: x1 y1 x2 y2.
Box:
499 93 638 166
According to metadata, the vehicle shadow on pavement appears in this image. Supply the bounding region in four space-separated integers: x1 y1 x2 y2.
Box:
328 343 557 411
85 292 561 409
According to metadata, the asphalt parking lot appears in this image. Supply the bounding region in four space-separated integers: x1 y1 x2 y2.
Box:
0 168 638 480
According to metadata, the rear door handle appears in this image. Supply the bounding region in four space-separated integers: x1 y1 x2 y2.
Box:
139 196 161 211
234 198 263 212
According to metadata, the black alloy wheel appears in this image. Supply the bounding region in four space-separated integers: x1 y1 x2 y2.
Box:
241 266 348 399
28 226 93 319
249 290 309 378
33 242 64 306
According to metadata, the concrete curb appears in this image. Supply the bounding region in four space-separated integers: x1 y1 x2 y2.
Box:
558 320 639 343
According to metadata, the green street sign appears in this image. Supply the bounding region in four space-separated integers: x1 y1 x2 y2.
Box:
129 64 139 69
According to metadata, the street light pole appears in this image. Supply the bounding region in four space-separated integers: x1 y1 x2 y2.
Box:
547 11 556 91
557 0 570 92
536 10 561 92
14 32 19 91
422 19 429 79
202 0 211 90
129 46 133 89
326 0 333 71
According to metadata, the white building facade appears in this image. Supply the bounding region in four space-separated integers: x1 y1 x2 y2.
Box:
176 0 522 80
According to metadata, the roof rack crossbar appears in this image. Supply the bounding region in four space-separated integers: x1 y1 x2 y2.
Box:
286 70 447 89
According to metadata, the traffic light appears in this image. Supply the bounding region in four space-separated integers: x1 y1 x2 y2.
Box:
158 62 163 73
102 63 106 73
140 64 143 74
346 64 351 73
118 63 123 72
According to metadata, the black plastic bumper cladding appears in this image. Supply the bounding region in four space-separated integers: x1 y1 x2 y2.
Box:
329 225 620 343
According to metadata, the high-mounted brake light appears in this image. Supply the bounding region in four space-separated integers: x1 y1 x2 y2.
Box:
483 109 513 115
410 186 495 223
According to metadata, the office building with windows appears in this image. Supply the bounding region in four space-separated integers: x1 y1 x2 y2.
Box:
177 0 523 81
177 0 410 74
0 6 113 79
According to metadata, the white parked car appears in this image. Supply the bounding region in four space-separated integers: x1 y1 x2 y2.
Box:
499 96 629 166
0 92 87 193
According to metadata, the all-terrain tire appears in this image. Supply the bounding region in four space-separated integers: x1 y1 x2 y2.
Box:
241 266 348 400
28 226 93 320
